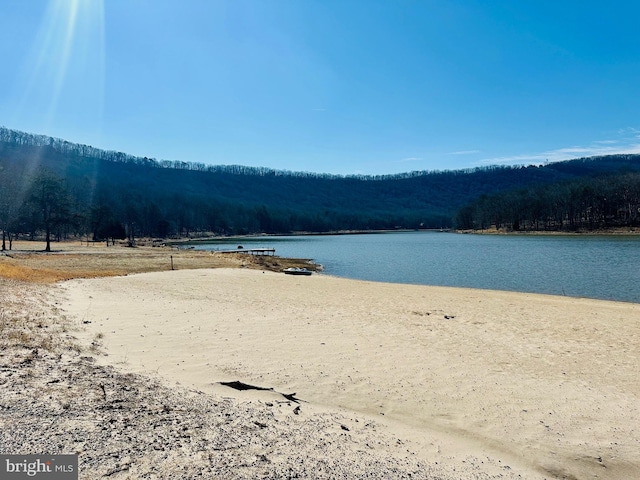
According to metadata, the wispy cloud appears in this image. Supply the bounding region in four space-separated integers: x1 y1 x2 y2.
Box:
398 157 422 163
476 130 640 167
448 149 480 155
618 126 640 138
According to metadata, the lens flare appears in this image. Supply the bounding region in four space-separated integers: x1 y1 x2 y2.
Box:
14 0 105 138
10 0 105 203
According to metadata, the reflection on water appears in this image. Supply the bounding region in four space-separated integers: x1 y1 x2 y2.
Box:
193 232 640 303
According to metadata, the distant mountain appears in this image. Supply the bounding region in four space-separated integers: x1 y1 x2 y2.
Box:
1 126 639 243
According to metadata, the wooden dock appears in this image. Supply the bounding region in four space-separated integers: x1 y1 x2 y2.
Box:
217 248 275 256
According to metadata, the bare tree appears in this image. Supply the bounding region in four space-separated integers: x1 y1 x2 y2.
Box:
0 163 26 250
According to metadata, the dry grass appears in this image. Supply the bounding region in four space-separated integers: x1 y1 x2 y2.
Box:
0 261 60 282
0 259 107 283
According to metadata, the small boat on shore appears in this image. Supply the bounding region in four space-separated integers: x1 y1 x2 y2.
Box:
283 267 312 276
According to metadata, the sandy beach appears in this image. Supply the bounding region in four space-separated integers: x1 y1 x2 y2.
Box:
2 241 639 478
56 267 640 479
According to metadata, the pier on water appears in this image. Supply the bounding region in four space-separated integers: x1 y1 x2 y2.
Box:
218 247 276 256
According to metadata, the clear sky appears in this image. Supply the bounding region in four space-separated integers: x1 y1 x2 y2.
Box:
1 0 639 175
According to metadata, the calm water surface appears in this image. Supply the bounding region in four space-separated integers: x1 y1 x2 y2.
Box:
193 232 640 303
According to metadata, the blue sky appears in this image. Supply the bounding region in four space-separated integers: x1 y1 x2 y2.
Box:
1 0 639 175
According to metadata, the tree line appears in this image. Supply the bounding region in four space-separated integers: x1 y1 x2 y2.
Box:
1 126 640 249
455 172 640 231
0 161 434 250
0 126 484 181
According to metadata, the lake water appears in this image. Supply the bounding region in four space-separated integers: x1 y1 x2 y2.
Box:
192 231 640 304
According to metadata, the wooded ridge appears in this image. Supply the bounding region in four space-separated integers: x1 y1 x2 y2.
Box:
1 126 639 249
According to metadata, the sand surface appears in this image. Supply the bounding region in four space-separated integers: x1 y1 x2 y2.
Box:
60 268 640 479
2 278 446 479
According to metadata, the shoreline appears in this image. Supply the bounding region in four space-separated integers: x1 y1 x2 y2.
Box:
163 226 640 246
169 234 640 306
458 227 640 236
2 223 638 255
60 268 640 479
186 225 640 238
3 242 640 478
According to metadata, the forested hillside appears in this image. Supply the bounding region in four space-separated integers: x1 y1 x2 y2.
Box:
455 172 640 231
1 126 640 248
